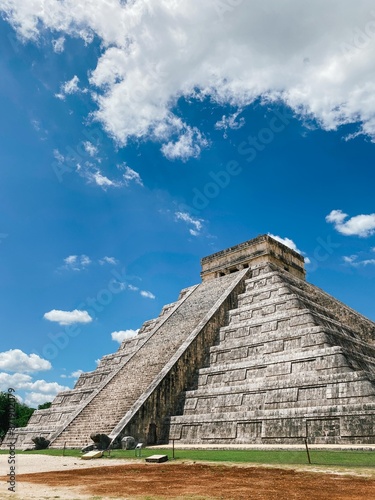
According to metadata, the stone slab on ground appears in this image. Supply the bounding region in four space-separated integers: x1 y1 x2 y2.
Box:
81 450 103 459
145 454 168 463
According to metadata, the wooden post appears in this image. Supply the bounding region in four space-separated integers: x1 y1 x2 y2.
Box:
172 439 175 459
304 438 311 464
62 442 66 457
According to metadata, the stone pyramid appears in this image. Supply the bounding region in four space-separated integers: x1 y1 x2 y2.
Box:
3 235 375 448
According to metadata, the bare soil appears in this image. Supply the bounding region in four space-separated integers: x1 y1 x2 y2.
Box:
4 460 375 499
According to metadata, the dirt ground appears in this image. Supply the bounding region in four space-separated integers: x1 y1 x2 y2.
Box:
2 459 375 500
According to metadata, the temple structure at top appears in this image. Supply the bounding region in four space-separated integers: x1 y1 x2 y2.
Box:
200 234 305 281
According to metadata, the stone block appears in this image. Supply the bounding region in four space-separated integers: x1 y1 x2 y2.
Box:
266 388 298 404
201 422 237 439
306 418 340 442
262 418 305 438
237 421 262 439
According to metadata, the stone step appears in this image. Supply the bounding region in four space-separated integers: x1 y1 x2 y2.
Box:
210 330 328 364
186 369 371 398
171 401 375 424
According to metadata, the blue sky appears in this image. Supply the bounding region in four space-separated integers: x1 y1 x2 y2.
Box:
1 0 375 407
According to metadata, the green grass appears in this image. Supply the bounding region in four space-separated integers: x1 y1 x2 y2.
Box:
1 447 375 467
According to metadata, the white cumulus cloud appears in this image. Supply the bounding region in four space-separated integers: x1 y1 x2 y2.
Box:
56 75 81 100
92 170 116 187
83 141 99 157
4 1 375 158
43 309 93 325
0 349 51 373
0 372 69 407
24 392 57 407
161 127 209 161
111 329 139 343
326 209 375 237
0 372 33 389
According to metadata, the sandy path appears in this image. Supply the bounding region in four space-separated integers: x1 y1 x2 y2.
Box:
1 455 134 499
1 454 375 500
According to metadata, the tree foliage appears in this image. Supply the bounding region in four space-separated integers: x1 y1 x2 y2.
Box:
0 392 35 439
38 401 52 410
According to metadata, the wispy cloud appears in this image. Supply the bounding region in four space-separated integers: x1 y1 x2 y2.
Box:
61 369 84 379
52 36 65 53
343 253 375 266
60 254 119 271
63 254 92 271
175 211 204 236
215 110 245 137
128 284 139 292
122 165 144 186
99 256 118 265
78 164 143 190
140 290 156 299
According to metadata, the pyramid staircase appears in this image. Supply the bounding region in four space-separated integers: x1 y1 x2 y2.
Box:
2 268 247 449
170 265 375 444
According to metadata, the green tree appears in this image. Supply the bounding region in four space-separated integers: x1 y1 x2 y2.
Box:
38 402 52 410
0 392 10 440
0 392 35 439
15 402 35 427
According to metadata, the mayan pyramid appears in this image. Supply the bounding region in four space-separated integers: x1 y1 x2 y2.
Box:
4 235 375 449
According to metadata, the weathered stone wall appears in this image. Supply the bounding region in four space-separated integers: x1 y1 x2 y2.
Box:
201 235 305 281
279 268 375 345
170 265 375 444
